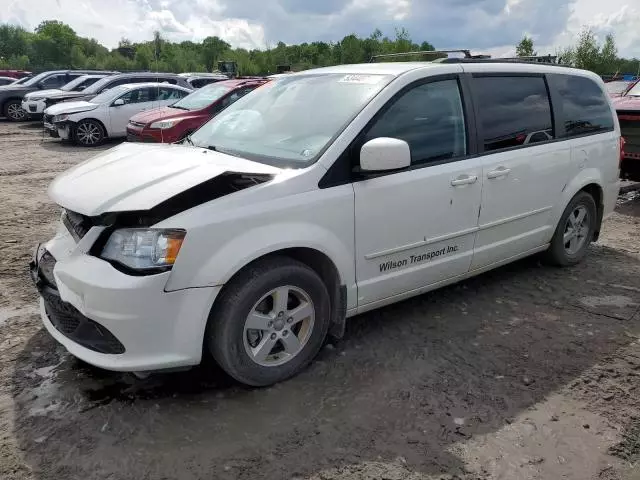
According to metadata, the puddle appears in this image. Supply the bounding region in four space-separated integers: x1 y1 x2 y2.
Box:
579 295 638 309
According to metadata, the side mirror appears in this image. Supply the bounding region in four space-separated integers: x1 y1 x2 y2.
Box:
113 98 125 106
360 137 411 173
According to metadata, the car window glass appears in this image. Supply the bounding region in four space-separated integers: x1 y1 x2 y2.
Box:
474 76 554 152
154 87 185 100
547 74 614 137
40 74 67 89
363 79 467 166
117 87 152 105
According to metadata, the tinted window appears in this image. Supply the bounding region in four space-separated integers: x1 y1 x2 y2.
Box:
548 74 614 137
40 74 68 89
474 76 554 152
364 79 467 165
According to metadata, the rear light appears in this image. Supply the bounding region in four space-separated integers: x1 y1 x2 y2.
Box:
619 136 626 166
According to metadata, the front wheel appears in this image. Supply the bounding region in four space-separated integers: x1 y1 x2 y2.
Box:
74 119 105 147
4 100 27 122
545 191 597 266
207 257 331 386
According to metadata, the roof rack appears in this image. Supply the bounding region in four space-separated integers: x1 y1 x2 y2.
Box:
369 49 490 62
439 56 567 66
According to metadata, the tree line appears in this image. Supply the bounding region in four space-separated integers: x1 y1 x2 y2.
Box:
0 21 435 75
0 20 638 76
516 29 640 76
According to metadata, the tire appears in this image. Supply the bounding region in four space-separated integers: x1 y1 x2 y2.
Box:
207 256 331 387
545 191 597 266
74 119 105 147
4 100 27 122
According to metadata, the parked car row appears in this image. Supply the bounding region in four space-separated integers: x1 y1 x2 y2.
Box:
42 77 268 146
0 69 235 122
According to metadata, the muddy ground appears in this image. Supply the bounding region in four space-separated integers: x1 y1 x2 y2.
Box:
0 120 639 480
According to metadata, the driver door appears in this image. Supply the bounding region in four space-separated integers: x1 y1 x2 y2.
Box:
108 87 154 136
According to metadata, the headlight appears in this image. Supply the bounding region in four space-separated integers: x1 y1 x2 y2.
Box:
100 228 186 271
52 114 69 123
150 119 181 129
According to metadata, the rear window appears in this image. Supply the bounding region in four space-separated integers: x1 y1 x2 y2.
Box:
473 76 554 152
547 75 614 137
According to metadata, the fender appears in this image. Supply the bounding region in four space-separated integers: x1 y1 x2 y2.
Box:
164 222 357 309
550 167 604 232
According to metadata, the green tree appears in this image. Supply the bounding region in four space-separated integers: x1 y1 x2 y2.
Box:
201 36 230 72
516 35 536 57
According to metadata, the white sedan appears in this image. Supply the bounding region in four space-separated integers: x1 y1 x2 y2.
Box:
43 83 192 147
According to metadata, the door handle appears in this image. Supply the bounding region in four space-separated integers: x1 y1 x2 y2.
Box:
451 174 478 186
487 167 511 179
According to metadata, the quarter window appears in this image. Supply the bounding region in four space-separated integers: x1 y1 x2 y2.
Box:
364 79 467 166
474 76 554 152
547 74 614 137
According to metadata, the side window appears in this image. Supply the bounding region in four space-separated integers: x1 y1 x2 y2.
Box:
39 74 67 89
117 88 152 105
363 79 467 166
473 76 554 152
547 74 614 137
78 77 100 90
100 78 130 92
155 87 186 100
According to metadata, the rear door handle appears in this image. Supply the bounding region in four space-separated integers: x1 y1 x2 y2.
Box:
451 174 478 186
487 167 511 179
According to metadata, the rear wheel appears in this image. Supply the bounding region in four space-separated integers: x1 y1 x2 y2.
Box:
4 100 27 122
545 191 597 266
207 257 331 386
74 120 105 147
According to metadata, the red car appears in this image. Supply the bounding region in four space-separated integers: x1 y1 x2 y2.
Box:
0 70 32 79
126 78 268 143
613 79 640 181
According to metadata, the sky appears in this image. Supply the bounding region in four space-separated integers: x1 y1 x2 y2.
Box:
1 0 639 58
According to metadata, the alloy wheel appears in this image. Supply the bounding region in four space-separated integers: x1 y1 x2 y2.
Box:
76 122 102 145
7 103 26 121
243 285 315 367
563 205 590 255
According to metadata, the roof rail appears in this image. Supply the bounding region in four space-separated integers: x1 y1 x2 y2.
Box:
369 49 490 62
440 56 568 67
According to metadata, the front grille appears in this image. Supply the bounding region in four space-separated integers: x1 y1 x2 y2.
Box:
43 113 53 124
40 286 125 354
38 251 57 288
63 209 93 241
28 105 37 112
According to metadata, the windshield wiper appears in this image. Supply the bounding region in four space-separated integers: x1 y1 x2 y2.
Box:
207 145 242 158
171 105 189 110
183 135 194 146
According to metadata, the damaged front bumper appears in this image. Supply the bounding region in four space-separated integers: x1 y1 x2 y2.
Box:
30 224 220 373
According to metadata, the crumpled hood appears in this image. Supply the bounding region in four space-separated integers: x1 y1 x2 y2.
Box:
612 95 640 112
129 106 191 125
45 101 98 116
48 142 281 216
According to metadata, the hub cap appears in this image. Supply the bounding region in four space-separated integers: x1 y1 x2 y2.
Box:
243 286 315 367
76 122 102 145
563 205 590 255
7 103 26 120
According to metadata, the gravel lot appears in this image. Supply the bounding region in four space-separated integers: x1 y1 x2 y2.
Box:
0 120 639 480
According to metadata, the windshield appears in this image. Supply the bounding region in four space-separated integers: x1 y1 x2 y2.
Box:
190 73 393 168
91 85 131 104
172 83 233 110
22 72 55 87
626 81 640 96
61 75 99 91
13 76 32 85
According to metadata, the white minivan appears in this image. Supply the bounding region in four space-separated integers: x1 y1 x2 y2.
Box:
31 61 621 386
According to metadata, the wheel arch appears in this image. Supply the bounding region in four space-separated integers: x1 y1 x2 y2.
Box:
555 170 605 240
208 246 348 342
